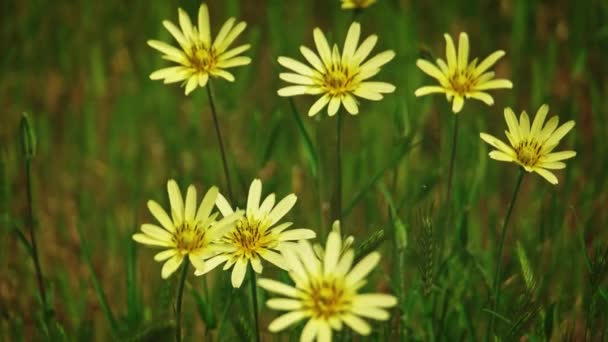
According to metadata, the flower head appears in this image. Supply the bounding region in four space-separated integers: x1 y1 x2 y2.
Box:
258 230 397 341
132 180 242 279
341 0 377 9
199 179 316 288
480 105 576 184
415 32 512 113
277 22 395 117
147 3 251 95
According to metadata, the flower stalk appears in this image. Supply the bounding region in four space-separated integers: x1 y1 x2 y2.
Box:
206 81 234 202
20 114 50 318
249 266 261 342
488 168 524 337
175 262 189 342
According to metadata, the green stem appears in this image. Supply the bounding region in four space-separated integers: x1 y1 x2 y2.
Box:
25 157 49 316
249 266 261 342
488 169 525 338
335 112 343 224
445 115 459 220
206 81 234 202
175 262 189 342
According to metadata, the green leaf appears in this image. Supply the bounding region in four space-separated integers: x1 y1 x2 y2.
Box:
20 113 37 159
515 241 535 291
288 98 319 179
76 223 120 335
191 285 216 330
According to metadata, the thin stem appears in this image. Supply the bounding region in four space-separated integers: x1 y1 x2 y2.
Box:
25 157 48 315
335 111 343 223
249 266 261 342
175 262 189 342
206 81 234 202
488 169 525 338
445 115 459 217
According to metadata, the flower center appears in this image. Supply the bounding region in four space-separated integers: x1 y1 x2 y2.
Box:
226 217 271 258
449 71 474 96
172 222 207 253
305 277 350 319
515 139 542 166
188 44 218 72
323 64 356 96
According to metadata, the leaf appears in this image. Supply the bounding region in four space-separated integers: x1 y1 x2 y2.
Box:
515 241 535 291
288 98 319 179
191 286 216 330
76 223 120 335
343 136 418 217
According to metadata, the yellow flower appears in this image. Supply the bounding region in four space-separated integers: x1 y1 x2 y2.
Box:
258 230 397 341
480 105 576 184
341 0 377 9
147 2 251 95
199 179 316 288
415 32 512 113
132 180 242 279
277 22 395 117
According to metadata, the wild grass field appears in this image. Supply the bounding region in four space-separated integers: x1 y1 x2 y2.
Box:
1 0 607 341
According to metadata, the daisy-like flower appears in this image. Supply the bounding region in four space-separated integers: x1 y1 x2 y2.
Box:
147 2 251 95
313 220 354 259
341 0 377 9
198 179 316 288
132 180 242 279
277 22 396 117
415 32 512 113
480 104 576 184
258 230 397 341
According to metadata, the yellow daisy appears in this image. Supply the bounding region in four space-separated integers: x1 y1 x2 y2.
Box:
277 22 396 117
132 180 242 279
258 230 397 341
480 104 576 184
147 2 251 95
341 0 377 9
198 179 316 288
415 32 512 113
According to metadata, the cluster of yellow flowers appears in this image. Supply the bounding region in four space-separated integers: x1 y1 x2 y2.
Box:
135 1 577 341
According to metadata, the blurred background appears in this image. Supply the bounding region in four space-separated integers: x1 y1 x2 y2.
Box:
1 0 607 340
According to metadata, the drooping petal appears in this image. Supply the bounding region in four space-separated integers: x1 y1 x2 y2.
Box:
534 168 559 185
268 311 308 332
308 94 331 117
161 254 184 279
231 258 248 288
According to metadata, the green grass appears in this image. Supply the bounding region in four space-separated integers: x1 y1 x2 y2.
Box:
1 0 607 341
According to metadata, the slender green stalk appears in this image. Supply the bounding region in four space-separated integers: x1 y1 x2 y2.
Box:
175 262 190 342
488 169 525 338
445 115 459 219
20 115 49 320
249 266 261 342
335 111 343 223
25 159 47 307
206 81 234 201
